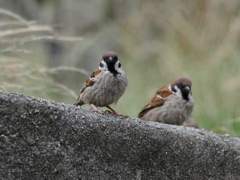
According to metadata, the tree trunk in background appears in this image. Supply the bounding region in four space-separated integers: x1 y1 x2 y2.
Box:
0 91 240 179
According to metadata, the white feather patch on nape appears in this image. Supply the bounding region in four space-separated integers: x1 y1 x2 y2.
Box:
168 84 171 91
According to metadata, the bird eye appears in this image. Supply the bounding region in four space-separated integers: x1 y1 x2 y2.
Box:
118 62 121 68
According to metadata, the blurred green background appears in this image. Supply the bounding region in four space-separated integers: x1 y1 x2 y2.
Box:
0 0 240 137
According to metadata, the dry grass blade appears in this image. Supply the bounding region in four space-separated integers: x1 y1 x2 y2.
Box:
0 86 7 91
0 21 35 27
0 56 27 62
1 48 32 53
41 66 89 77
0 83 22 91
0 8 83 41
0 35 83 44
0 8 33 26
50 81 77 98
6 66 89 80
0 63 25 68
29 76 77 98
0 26 53 37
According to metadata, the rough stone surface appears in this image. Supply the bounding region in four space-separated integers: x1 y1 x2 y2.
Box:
0 90 240 180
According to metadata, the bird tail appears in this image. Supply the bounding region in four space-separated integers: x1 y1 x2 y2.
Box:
73 96 84 106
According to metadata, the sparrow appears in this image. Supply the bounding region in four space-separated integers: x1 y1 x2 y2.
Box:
74 51 128 116
138 77 194 125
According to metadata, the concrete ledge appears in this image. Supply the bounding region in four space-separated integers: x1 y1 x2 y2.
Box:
0 91 240 179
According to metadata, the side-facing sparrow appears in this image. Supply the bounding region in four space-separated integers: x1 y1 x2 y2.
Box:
74 51 128 116
138 77 194 125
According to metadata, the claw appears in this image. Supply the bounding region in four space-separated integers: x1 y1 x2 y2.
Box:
106 105 129 117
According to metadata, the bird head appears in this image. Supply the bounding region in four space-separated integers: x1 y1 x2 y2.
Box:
99 51 122 75
169 77 192 101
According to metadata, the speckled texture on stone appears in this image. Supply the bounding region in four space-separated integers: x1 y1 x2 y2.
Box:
0 90 240 180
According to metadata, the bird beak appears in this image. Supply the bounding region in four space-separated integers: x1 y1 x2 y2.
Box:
184 86 190 91
106 56 118 63
183 86 191 94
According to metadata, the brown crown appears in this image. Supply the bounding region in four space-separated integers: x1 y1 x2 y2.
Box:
170 77 192 87
102 51 118 59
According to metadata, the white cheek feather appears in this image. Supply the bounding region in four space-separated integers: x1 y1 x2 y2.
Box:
185 86 193 100
170 85 182 98
188 92 193 100
114 61 124 74
99 60 108 71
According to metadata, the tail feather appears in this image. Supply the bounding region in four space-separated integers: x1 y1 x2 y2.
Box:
73 96 84 106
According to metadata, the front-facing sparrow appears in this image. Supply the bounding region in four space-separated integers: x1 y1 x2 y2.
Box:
74 51 128 116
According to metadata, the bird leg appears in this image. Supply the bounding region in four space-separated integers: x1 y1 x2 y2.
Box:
106 105 128 117
91 104 103 114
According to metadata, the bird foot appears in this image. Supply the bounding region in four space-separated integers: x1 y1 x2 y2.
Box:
106 105 129 117
91 104 103 114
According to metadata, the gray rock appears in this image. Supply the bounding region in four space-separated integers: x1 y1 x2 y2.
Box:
0 90 239 179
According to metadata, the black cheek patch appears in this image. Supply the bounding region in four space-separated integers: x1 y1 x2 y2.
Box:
171 86 177 93
99 62 104 68
118 63 121 68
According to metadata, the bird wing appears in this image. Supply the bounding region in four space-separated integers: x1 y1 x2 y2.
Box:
138 85 172 118
73 69 101 106
80 69 101 93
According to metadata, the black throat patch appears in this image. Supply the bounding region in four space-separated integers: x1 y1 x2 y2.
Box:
177 84 190 101
107 62 119 76
103 56 119 76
